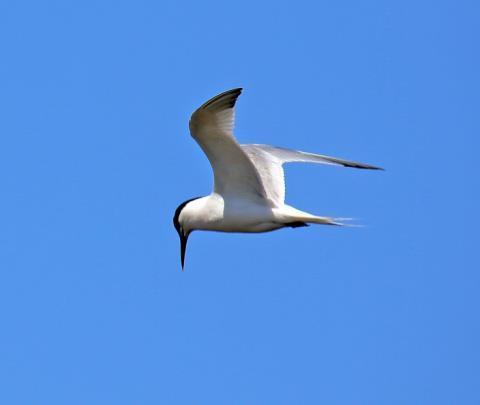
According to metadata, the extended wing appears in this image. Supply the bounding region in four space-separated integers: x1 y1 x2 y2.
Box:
189 89 267 200
242 144 383 206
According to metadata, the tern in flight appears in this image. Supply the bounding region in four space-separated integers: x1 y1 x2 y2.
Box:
173 88 383 269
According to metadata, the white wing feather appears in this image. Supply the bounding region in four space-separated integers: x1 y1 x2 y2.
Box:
242 144 383 206
189 89 267 200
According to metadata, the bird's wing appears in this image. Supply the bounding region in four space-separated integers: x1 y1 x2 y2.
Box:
242 144 383 205
250 144 384 170
241 145 286 206
189 89 267 200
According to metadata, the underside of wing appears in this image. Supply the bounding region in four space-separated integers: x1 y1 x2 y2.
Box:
241 144 384 206
188 89 267 200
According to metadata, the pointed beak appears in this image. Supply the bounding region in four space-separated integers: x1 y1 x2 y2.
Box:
179 232 189 270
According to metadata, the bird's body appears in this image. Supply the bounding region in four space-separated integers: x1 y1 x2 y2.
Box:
174 88 382 268
180 194 280 233
179 194 326 234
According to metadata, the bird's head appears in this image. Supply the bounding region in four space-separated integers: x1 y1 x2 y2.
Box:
173 197 201 270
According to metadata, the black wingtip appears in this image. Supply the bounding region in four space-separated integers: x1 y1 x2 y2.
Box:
199 88 243 110
344 163 385 171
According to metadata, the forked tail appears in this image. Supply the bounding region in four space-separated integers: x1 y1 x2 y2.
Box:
289 215 360 227
279 206 359 228
303 215 344 226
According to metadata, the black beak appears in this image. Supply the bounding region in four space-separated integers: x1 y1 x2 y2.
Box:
180 232 189 270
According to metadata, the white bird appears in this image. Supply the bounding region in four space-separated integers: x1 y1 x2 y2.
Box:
173 88 383 269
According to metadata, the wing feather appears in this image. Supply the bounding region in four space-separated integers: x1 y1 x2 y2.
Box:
188 89 267 200
250 144 384 170
242 144 383 206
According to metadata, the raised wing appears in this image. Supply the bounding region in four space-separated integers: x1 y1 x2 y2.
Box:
189 89 267 200
242 144 383 206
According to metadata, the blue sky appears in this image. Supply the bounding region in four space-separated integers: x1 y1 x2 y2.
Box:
0 0 478 404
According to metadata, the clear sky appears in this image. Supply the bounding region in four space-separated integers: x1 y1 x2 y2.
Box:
0 0 478 404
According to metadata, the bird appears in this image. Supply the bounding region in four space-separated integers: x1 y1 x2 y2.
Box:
173 88 383 269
